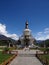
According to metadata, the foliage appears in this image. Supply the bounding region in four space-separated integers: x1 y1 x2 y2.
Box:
17 40 21 45
36 39 49 47
45 48 49 51
45 39 49 47
3 47 9 52
37 54 49 65
0 40 9 46
9 47 16 50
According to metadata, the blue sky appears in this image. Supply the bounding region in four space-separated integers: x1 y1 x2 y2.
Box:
0 0 49 40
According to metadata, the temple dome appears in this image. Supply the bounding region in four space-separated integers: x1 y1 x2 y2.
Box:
24 29 31 32
24 29 31 36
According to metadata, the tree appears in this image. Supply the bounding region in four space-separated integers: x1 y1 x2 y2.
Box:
17 40 21 45
45 39 49 47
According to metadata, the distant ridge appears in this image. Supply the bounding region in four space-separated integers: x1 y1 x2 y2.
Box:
0 34 17 44
0 34 8 40
36 40 43 43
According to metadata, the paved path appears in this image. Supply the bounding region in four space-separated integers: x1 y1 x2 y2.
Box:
10 50 43 65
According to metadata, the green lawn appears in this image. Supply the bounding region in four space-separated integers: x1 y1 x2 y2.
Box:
38 54 49 65
0 51 13 64
0 47 4 50
42 54 49 65
0 47 17 51
39 47 49 51
41 54 49 60
37 47 49 65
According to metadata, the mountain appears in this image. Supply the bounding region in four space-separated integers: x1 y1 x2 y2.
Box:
0 34 8 40
0 34 16 43
36 40 44 44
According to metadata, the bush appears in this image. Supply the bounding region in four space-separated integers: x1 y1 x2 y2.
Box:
3 47 9 54
46 48 49 54
46 48 49 51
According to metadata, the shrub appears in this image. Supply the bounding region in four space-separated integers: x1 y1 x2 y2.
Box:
2 47 9 54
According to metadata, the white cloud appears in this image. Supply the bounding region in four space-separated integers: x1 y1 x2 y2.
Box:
37 32 42 36
0 23 19 40
35 28 49 40
44 28 49 31
44 28 49 34
45 35 49 39
0 24 7 35
6 34 19 40
35 37 45 40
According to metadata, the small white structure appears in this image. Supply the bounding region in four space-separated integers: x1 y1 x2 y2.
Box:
20 21 35 47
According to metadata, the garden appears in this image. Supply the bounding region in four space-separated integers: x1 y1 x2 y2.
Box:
0 51 13 64
36 48 49 65
0 47 18 65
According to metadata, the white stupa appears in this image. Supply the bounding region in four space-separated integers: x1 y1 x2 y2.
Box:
20 20 34 47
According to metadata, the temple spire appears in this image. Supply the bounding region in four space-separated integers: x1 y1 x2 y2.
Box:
25 20 28 29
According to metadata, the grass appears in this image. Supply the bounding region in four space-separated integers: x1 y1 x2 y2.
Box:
38 47 49 52
0 51 13 64
0 47 17 51
37 47 49 65
39 47 46 51
41 54 49 65
41 54 49 60
0 47 4 50
37 54 49 65
9 47 17 50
